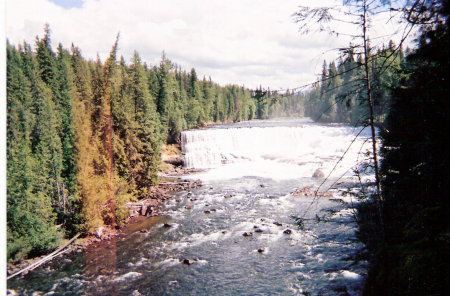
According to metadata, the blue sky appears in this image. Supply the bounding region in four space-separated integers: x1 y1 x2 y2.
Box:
48 0 83 9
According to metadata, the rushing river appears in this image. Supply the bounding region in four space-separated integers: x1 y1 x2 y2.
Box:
9 118 372 296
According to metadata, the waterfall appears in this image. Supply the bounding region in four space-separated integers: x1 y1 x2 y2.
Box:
181 122 371 180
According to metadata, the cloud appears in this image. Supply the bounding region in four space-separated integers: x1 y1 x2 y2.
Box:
6 0 410 90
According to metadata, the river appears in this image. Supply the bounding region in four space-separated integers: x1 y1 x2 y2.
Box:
8 118 372 296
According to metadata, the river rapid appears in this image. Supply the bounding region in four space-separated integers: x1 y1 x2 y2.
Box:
8 118 372 296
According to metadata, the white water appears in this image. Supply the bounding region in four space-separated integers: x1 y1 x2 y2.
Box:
182 118 372 182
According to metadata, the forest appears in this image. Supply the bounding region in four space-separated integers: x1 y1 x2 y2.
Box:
6 26 309 260
6 0 449 294
7 30 242 260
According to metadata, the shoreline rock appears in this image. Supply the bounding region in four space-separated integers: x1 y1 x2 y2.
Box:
291 186 333 198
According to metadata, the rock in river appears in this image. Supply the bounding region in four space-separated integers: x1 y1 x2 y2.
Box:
313 168 325 178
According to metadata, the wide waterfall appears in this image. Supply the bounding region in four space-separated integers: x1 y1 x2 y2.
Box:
181 118 372 181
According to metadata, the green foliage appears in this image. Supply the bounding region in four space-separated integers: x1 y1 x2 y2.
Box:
7 42 61 260
304 42 405 124
357 2 450 294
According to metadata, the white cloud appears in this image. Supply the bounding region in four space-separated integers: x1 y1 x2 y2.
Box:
6 0 411 90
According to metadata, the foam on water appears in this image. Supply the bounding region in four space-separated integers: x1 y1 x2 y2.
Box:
154 258 181 267
114 272 142 282
182 122 372 181
340 270 363 280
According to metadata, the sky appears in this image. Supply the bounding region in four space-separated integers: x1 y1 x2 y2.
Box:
5 0 412 90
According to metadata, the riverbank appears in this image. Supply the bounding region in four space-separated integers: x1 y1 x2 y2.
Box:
7 144 201 280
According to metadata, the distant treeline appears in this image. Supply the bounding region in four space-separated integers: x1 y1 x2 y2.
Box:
304 41 405 124
256 41 406 125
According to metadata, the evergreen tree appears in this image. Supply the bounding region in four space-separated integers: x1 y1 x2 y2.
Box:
53 44 77 225
35 24 57 88
128 52 163 194
7 43 60 260
360 3 450 293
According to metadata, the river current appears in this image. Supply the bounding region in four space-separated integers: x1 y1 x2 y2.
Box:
9 118 372 296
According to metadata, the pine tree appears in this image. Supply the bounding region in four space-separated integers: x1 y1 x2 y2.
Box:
156 53 175 125
35 24 57 88
129 52 163 192
53 44 77 226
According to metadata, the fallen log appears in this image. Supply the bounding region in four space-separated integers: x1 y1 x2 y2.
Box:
7 233 80 280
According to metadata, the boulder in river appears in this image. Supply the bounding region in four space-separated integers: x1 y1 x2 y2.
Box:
224 194 234 198
273 222 283 226
182 259 193 265
313 168 325 178
242 232 253 237
257 248 265 253
291 186 314 197
204 210 211 214
283 229 292 235
185 204 193 209
255 228 264 233
163 223 172 228
131 290 144 296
